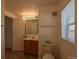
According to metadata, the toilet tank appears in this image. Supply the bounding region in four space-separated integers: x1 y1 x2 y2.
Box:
42 43 55 53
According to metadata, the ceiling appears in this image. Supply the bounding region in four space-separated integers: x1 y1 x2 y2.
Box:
5 0 59 16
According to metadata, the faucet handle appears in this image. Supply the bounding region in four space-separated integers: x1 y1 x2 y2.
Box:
44 40 52 44
32 37 34 39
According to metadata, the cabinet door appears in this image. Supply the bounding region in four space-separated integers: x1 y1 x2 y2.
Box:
24 40 32 54
31 41 38 55
24 40 38 55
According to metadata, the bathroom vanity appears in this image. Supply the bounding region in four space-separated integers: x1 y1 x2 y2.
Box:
23 19 39 55
24 36 38 55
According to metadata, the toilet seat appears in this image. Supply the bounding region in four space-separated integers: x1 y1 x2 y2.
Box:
43 53 55 59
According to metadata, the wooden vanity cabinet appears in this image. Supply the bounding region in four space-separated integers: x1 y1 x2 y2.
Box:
24 40 38 55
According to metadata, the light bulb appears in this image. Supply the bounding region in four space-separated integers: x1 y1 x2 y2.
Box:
28 16 30 18
23 16 27 20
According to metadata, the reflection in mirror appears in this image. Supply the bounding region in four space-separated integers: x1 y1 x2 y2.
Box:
26 20 39 35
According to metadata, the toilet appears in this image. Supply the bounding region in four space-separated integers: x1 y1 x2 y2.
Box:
42 43 55 59
43 53 55 59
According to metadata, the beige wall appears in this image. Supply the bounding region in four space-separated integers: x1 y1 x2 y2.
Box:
58 0 77 59
13 16 24 51
38 5 59 59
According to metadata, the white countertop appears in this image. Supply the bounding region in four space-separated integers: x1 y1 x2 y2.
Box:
24 37 38 40
23 34 38 40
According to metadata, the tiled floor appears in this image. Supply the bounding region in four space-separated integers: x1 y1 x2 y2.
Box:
5 49 38 59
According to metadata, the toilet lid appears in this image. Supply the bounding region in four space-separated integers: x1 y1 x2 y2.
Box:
43 53 55 59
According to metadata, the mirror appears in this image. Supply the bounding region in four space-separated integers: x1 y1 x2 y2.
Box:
26 20 39 34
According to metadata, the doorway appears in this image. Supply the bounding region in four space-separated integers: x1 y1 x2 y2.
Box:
5 16 13 50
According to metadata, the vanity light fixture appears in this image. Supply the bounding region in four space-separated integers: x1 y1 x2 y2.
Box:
22 16 38 20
